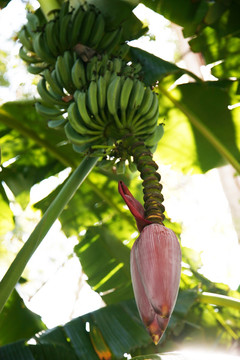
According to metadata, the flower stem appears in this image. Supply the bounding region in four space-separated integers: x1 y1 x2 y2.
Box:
123 136 165 224
0 156 98 313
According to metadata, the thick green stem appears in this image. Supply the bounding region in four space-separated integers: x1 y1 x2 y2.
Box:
37 0 61 20
198 292 240 310
0 156 98 313
158 85 240 174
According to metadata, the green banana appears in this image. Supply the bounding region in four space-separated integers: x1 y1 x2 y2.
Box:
35 102 65 118
103 27 123 54
86 56 98 82
37 78 66 106
68 102 101 135
27 64 46 74
75 90 103 129
26 12 40 34
145 124 164 150
19 46 40 64
64 122 101 146
115 43 130 59
79 9 96 44
32 32 56 64
59 12 72 52
48 118 66 128
112 57 122 74
18 27 33 51
99 28 120 51
136 92 159 127
43 69 65 97
119 77 134 125
71 58 86 89
88 12 105 49
58 0 70 22
63 51 75 92
126 79 145 124
97 75 108 123
131 87 154 126
45 20 60 57
87 80 105 126
107 75 123 128
55 54 74 94
70 4 85 46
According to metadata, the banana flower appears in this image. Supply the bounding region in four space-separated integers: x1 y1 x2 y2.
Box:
118 181 181 345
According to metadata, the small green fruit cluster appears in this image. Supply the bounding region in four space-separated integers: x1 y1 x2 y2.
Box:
19 1 126 74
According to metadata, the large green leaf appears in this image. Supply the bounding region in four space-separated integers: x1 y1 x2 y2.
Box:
0 100 80 208
74 225 133 304
0 300 151 360
0 289 46 346
157 81 240 173
0 100 80 168
141 0 208 36
129 47 187 86
189 26 240 79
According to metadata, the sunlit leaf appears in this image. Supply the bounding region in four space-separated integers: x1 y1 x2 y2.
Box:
74 225 133 304
157 81 240 173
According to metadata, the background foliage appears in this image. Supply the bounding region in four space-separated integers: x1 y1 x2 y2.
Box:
0 0 240 359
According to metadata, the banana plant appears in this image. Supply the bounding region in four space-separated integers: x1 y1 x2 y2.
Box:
0 0 240 358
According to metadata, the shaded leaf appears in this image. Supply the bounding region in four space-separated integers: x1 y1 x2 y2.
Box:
0 299 151 360
0 290 46 347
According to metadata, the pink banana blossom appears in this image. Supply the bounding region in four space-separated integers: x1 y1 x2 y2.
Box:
118 181 182 345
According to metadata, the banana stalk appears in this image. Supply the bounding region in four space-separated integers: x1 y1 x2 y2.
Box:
37 0 61 20
0 156 99 313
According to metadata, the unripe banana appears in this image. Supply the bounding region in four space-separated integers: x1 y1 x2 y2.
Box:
37 78 67 107
68 102 101 135
126 79 145 124
35 102 64 118
119 77 134 126
75 90 103 129
59 12 72 52
32 32 55 65
18 27 33 51
71 58 86 89
70 4 85 46
48 118 66 128
19 46 40 64
107 75 123 129
131 87 154 126
45 20 60 57
43 69 65 97
88 12 105 48
64 122 101 146
79 9 96 44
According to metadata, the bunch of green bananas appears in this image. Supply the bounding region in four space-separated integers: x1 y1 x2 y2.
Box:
19 1 163 168
19 1 126 74
34 50 162 156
